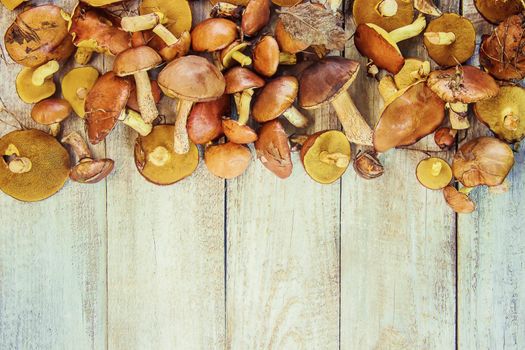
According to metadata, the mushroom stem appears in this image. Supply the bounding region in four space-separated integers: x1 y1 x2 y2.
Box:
282 105 309 128
174 99 194 154
62 131 92 160
76 87 88 100
431 160 442 176
7 156 32 174
410 61 431 79
121 12 165 32
424 32 456 45
148 146 171 166
319 151 350 168
133 71 159 123
503 113 519 131
49 123 61 137
388 14 427 43
449 110 470 130
378 75 398 102
377 0 398 17
32 60 59 86
279 52 297 65
75 47 93 65
152 24 179 46
237 89 253 125
231 51 252 66
331 90 373 146
119 109 153 136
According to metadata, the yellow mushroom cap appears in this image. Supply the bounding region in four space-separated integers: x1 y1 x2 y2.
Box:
139 0 192 37
16 67 56 104
61 66 100 118
416 157 453 190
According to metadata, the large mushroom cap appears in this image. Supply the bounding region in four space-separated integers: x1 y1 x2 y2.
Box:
252 76 298 123
204 142 252 179
85 72 131 144
474 0 523 24
158 55 226 102
453 136 515 187
70 158 115 184
0 129 70 202
427 66 500 104
140 0 192 37
191 18 238 52
474 86 525 144
113 46 162 76
4 5 74 67
224 67 265 94
61 66 100 118
254 120 292 179
134 125 199 185
299 57 359 109
31 98 72 125
353 0 415 32
373 82 446 153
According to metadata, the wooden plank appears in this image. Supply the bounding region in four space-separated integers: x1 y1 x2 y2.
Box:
340 1 458 348
105 2 226 349
0 1 107 349
458 2 525 349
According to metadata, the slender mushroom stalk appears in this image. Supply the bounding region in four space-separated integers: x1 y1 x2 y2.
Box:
121 12 166 32
32 60 59 86
231 51 252 66
388 15 427 42
134 71 158 123
424 32 456 45
173 99 193 154
234 89 254 125
319 151 350 168
331 92 373 145
152 23 179 46
377 0 398 17
282 105 309 128
75 47 93 65
62 132 91 160
119 109 153 136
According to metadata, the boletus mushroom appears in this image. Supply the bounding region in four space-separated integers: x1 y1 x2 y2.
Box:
453 136 515 188
0 129 69 202
62 131 114 184
252 36 296 78
394 58 431 90
299 57 373 145
15 67 56 104
274 19 309 54
474 86 525 144
443 186 476 214
300 130 351 184
416 157 453 190
31 60 60 86
187 95 230 145
191 18 238 52
205 142 252 179
255 120 292 179
241 0 271 37
474 0 524 24
353 0 415 32
31 98 72 137
134 125 199 185
61 66 100 118
158 55 226 154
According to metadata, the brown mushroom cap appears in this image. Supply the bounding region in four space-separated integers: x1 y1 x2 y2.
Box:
127 80 163 112
254 120 292 179
416 157 453 190
427 66 500 104
4 5 74 67
187 95 230 144
70 158 115 184
140 0 192 37
252 76 298 123
191 18 238 52
113 46 162 76
16 67 56 104
158 55 226 102
31 98 72 125
373 82 446 153
474 0 523 24
0 129 70 202
353 0 415 32
274 19 308 54
241 0 271 36
224 67 265 94
85 72 131 144
443 186 476 214
134 125 199 185
354 23 404 74
453 136 515 187
299 57 359 109
222 119 258 144
424 14 476 67
204 142 252 179
253 36 280 78
61 66 100 118
474 86 525 144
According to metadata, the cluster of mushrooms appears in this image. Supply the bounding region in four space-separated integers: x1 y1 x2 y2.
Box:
0 0 523 213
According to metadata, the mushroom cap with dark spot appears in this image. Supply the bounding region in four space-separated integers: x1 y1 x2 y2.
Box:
113 46 162 76
252 76 298 123
224 67 265 94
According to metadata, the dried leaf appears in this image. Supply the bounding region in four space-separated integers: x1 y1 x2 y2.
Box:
414 0 442 16
278 3 347 51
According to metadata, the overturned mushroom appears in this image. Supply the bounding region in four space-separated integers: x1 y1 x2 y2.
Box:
443 186 476 214
205 142 252 179
220 40 252 69
394 58 431 89
353 151 384 179
255 120 293 179
139 0 193 38
31 99 72 137
416 157 453 190
353 0 415 32
241 0 271 37
16 67 56 104
61 66 100 118
187 95 230 145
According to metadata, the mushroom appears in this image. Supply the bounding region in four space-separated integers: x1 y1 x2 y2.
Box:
299 57 373 145
353 0 415 32
474 86 525 144
85 72 153 144
353 151 384 180
427 66 500 130
393 58 431 89
1 0 26 10
373 82 446 153
378 75 398 102
453 136 515 188
416 157 453 190
61 131 114 184
15 67 56 104
253 76 309 129
253 36 297 78
205 142 252 179
443 186 476 214
113 46 162 123
0 129 69 202
158 55 226 154
191 18 238 52
4 5 74 67
31 99 72 137
354 14 427 74
434 127 457 150
61 66 100 118
474 0 523 24
254 120 293 179
134 125 199 185
480 13 525 81
139 0 193 38
187 95 230 145
210 2 244 20
423 13 476 67
220 40 252 69
241 0 271 37
127 80 163 113
148 31 191 62
31 60 60 86
75 47 94 65
274 19 309 54
300 130 351 184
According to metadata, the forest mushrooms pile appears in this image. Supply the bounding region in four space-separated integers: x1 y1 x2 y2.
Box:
0 0 523 214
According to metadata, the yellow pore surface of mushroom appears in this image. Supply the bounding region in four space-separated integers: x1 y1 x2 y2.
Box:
140 0 192 36
416 157 453 190
62 67 100 118
353 0 414 32
394 58 430 89
16 67 56 104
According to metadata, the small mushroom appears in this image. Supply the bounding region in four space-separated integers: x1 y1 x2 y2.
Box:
113 46 162 123
15 67 56 104
253 36 297 78
474 86 525 144
241 0 271 37
191 18 238 52
61 66 100 118
254 120 292 179
354 14 427 74
300 130 351 184
220 40 252 69
62 131 114 184
353 0 415 32
474 0 523 24
253 76 309 129
299 57 373 145
423 13 476 67
158 55 226 154
373 82 446 153
205 142 252 179
353 151 384 180
0 129 70 202
453 136 515 188
31 98 72 137
127 80 163 113
187 95 230 145
434 127 457 150
443 186 476 214
139 0 193 38
134 125 199 185
274 19 309 54
416 157 453 190
393 58 431 89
